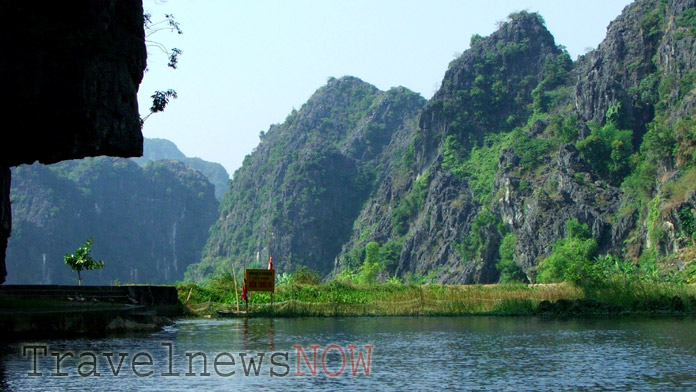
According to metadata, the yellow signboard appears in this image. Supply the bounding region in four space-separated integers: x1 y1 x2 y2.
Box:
245 269 275 292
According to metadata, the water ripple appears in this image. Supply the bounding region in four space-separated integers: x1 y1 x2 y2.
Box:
2 316 696 391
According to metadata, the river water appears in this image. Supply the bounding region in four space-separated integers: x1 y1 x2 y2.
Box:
2 316 696 391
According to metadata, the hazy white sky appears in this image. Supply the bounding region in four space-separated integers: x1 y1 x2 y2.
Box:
138 0 634 176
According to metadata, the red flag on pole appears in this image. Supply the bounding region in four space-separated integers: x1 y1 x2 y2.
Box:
241 278 248 301
267 255 273 270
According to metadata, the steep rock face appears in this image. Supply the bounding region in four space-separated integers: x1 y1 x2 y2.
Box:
342 0 696 284
492 144 622 279
6 159 218 284
575 0 696 156
398 171 484 282
340 12 567 283
133 138 230 200
397 13 564 283
416 12 560 171
0 1 146 166
195 77 425 277
586 0 696 261
192 0 695 284
0 1 146 284
574 1 661 139
651 43 696 264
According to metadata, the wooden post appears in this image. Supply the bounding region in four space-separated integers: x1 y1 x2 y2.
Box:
232 266 239 312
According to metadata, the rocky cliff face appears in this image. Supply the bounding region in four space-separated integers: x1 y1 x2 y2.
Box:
7 158 218 284
193 77 425 277
0 1 146 284
574 1 661 138
341 12 569 283
344 0 696 283
562 0 696 265
491 144 622 279
416 12 560 170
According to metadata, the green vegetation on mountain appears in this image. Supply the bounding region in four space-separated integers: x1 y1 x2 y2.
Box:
181 0 696 286
536 220 598 284
193 78 426 279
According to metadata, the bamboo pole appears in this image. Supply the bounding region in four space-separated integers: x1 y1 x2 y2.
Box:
232 265 239 312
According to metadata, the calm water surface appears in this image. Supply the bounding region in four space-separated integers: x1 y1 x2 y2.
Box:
2 316 696 391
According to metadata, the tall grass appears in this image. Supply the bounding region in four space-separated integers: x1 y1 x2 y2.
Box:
176 279 589 317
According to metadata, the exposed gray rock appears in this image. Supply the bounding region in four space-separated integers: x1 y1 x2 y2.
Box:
492 144 622 279
196 78 426 277
573 0 660 139
345 12 566 283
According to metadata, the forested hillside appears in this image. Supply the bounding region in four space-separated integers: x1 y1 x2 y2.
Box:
192 78 426 278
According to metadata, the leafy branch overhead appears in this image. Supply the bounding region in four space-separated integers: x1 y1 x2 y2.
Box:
149 89 178 114
140 13 183 125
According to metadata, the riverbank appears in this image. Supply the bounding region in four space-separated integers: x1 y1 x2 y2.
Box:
4 280 692 338
176 279 696 318
0 285 182 339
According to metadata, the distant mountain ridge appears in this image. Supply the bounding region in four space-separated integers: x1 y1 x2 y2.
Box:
132 138 230 200
132 138 186 162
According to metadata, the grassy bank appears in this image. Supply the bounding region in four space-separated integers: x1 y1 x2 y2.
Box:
175 277 696 317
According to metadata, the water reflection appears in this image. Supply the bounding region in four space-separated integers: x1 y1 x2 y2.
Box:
0 345 10 391
240 318 275 351
1 316 696 391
